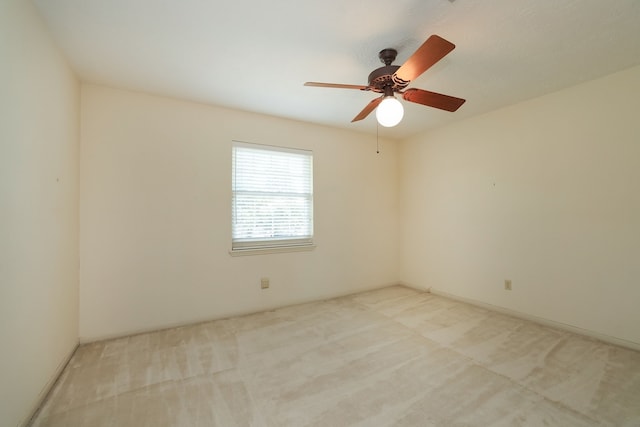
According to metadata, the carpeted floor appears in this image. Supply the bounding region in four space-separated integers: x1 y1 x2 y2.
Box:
30 286 640 426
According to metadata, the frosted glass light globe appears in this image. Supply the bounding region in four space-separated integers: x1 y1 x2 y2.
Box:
376 96 404 127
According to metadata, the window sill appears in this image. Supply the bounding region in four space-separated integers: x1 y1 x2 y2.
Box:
229 244 316 257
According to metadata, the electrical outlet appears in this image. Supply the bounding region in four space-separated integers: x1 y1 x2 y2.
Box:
261 277 269 289
504 279 512 291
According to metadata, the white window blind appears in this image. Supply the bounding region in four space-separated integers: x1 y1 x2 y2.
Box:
232 141 313 251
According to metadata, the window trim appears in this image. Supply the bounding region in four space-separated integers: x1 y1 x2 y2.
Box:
228 243 316 257
230 140 314 256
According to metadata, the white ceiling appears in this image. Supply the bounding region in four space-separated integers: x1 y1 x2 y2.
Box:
33 0 640 139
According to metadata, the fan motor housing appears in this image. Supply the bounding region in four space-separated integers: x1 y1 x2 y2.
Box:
368 48 410 93
368 65 407 93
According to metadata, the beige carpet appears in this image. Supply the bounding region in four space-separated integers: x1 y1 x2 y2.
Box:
30 286 640 426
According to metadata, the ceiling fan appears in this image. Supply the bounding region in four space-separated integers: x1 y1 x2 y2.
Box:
305 35 465 127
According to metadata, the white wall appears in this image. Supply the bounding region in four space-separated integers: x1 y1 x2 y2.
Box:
0 1 80 426
400 65 640 346
80 84 399 341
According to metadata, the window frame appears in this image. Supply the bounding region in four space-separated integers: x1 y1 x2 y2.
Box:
230 141 315 256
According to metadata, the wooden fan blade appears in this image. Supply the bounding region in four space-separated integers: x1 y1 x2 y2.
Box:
402 88 465 112
393 35 455 83
351 97 383 122
304 82 369 90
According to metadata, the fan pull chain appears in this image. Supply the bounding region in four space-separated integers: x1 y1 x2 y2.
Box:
376 121 380 154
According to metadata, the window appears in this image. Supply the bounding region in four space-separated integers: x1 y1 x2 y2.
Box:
231 141 313 253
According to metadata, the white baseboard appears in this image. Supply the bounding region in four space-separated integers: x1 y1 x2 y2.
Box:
396 281 430 293
22 341 79 426
429 287 640 352
79 281 402 344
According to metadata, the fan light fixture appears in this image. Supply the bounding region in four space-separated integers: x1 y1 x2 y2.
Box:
376 95 404 127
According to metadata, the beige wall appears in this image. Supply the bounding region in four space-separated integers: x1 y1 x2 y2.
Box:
400 65 640 346
0 1 80 426
79 84 399 341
